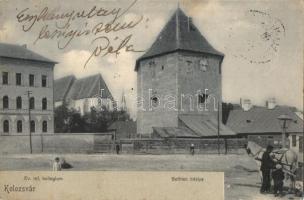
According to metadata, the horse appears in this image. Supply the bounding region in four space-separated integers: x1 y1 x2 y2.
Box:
245 141 298 193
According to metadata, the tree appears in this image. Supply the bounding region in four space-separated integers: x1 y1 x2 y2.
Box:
54 103 132 133
54 102 71 133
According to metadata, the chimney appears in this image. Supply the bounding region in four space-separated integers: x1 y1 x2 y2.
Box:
266 98 276 109
21 44 27 48
242 99 252 111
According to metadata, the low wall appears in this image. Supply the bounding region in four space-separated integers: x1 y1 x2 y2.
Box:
122 138 247 155
0 133 113 154
0 134 246 155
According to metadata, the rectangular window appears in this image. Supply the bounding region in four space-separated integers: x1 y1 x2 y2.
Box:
29 74 34 87
198 94 209 104
16 73 22 86
299 136 303 152
41 75 47 87
292 135 297 147
2 72 8 84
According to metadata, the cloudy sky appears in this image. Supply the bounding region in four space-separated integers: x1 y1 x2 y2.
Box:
0 0 303 118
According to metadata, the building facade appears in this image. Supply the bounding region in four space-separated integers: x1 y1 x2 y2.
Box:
135 8 234 137
226 99 304 149
0 43 57 135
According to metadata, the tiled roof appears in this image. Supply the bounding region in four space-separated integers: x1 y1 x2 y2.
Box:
108 120 136 138
153 126 198 138
226 106 304 134
0 43 56 63
179 114 236 137
54 75 76 102
65 74 113 100
135 8 223 70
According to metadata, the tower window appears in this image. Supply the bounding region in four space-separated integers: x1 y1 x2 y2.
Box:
198 94 208 104
200 58 208 72
151 96 159 107
186 60 193 73
161 65 164 70
16 73 22 85
2 72 8 85
17 120 22 133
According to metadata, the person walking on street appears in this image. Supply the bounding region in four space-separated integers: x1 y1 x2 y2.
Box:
260 145 275 193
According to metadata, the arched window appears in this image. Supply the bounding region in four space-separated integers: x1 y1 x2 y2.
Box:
16 96 22 109
3 120 9 133
42 98 47 110
42 121 47 132
17 120 22 133
3 96 9 109
30 120 35 133
29 97 35 109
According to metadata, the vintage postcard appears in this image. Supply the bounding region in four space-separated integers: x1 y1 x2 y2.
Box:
0 0 303 199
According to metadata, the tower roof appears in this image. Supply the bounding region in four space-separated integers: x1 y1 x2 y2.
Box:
135 8 223 71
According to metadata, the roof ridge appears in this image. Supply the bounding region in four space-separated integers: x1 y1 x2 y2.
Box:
0 42 57 63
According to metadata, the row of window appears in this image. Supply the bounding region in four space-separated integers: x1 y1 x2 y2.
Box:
2 96 48 110
2 120 48 133
148 58 209 78
2 72 47 87
150 93 209 105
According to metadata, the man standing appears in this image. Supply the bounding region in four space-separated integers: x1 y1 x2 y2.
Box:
115 143 120 155
260 145 275 193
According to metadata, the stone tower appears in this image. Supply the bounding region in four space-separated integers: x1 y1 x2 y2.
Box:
135 8 225 137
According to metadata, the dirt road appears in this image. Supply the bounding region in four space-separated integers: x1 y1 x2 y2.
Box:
0 154 301 200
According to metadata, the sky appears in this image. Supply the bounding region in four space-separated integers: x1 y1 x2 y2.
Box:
0 0 303 118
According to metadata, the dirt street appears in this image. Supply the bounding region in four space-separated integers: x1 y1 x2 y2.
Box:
0 154 301 200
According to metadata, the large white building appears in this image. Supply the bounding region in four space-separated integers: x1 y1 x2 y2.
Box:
0 43 57 135
54 74 114 115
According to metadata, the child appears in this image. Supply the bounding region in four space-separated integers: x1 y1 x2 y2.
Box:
272 164 284 196
52 157 62 171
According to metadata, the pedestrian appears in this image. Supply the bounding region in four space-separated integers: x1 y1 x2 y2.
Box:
53 157 62 171
272 164 285 196
116 143 120 154
260 145 275 194
190 143 195 155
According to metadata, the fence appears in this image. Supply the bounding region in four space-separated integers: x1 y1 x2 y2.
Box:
0 133 247 154
0 133 113 154
129 138 247 154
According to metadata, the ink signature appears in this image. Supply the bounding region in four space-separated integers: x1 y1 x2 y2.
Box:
84 34 144 68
